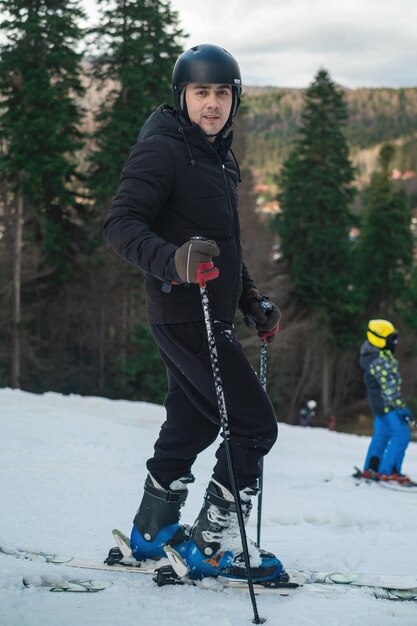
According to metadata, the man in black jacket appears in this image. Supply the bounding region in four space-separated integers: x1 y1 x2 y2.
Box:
104 44 283 582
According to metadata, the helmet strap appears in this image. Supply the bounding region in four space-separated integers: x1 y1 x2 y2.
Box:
178 88 192 125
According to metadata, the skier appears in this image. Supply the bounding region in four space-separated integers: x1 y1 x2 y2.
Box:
360 319 414 482
297 400 316 426
103 44 283 583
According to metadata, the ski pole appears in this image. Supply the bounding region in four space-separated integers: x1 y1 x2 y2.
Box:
256 337 268 548
196 263 265 625
243 299 274 548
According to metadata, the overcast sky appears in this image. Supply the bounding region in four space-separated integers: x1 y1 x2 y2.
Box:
82 0 417 89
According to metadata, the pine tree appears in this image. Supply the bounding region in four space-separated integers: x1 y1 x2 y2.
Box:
88 0 186 204
273 69 356 418
83 0 186 402
114 323 167 402
0 0 87 276
275 69 356 343
0 0 87 386
354 144 414 316
400 266 417 336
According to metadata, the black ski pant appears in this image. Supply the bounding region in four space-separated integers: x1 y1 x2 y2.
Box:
147 321 278 491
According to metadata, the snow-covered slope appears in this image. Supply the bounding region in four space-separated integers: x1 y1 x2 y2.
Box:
1 388 416 626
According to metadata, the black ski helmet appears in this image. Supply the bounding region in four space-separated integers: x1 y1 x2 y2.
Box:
172 44 242 119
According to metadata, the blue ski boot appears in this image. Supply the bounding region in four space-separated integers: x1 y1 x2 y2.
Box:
183 479 285 583
130 473 191 561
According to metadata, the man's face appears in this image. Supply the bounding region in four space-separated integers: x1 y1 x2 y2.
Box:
185 83 233 141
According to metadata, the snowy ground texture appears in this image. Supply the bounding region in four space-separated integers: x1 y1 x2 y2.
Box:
1 388 417 626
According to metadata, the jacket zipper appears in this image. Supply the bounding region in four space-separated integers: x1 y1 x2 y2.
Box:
219 159 240 319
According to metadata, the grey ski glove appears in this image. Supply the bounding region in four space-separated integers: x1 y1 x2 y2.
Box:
174 239 220 284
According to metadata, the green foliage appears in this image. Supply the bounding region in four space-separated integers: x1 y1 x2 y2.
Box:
275 69 357 347
378 144 396 173
243 89 301 173
243 87 417 178
347 88 417 148
1 7 415 420
88 0 186 204
399 266 417 341
355 145 414 314
114 324 167 403
0 366 6 387
397 136 417 172
0 0 87 280
83 0 186 404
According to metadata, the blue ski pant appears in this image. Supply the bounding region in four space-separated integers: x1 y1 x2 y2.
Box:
146 321 278 492
364 409 411 475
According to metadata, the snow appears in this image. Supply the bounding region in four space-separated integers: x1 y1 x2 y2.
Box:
1 387 416 626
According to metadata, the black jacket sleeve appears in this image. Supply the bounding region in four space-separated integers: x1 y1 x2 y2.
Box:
103 139 177 281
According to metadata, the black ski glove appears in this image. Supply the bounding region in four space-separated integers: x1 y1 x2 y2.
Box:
240 288 281 344
174 239 220 284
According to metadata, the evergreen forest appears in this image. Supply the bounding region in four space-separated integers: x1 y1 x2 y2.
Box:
1 1 416 433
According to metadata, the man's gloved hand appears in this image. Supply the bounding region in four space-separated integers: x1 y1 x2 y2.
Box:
398 406 416 428
241 288 281 344
174 239 220 284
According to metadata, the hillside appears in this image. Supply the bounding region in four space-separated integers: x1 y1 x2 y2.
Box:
242 86 417 187
232 85 417 428
2 388 417 626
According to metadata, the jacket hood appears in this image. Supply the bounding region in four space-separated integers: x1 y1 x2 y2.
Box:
138 104 234 162
359 340 380 370
138 104 181 142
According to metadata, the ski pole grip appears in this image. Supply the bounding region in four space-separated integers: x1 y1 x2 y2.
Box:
196 262 219 287
259 326 280 341
259 299 273 315
190 236 220 286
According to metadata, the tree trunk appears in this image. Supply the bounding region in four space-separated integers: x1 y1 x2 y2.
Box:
11 187 24 388
321 347 332 422
98 302 105 391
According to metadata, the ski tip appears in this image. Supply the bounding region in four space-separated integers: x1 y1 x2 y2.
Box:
23 576 113 592
112 529 132 558
112 528 128 539
163 545 188 578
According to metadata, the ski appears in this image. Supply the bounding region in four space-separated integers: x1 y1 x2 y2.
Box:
22 575 112 592
2 530 417 601
0 541 163 575
302 570 417 591
161 544 417 598
378 480 417 492
352 467 417 492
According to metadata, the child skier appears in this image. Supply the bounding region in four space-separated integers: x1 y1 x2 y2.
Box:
359 319 414 483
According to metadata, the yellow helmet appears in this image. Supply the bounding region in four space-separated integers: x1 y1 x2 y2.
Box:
367 319 397 349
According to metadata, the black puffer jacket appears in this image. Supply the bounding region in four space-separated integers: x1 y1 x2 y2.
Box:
103 104 256 324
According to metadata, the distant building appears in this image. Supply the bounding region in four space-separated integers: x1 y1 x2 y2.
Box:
388 169 415 181
253 184 271 194
256 200 281 215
